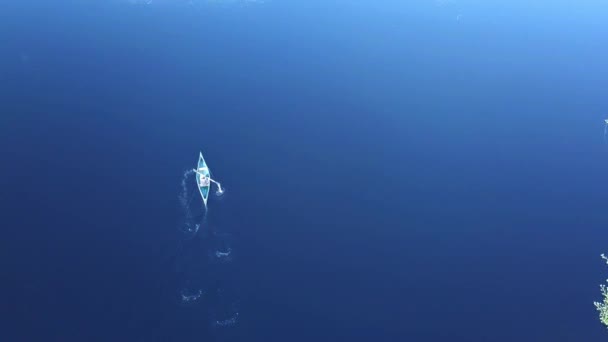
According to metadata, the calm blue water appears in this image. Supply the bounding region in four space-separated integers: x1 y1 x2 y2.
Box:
2 1 608 341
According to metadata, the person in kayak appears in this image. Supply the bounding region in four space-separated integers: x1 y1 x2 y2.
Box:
198 172 211 187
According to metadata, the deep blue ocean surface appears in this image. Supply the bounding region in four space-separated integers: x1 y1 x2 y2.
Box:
2 1 608 341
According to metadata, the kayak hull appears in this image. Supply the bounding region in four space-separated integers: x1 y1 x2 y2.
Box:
196 152 211 208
